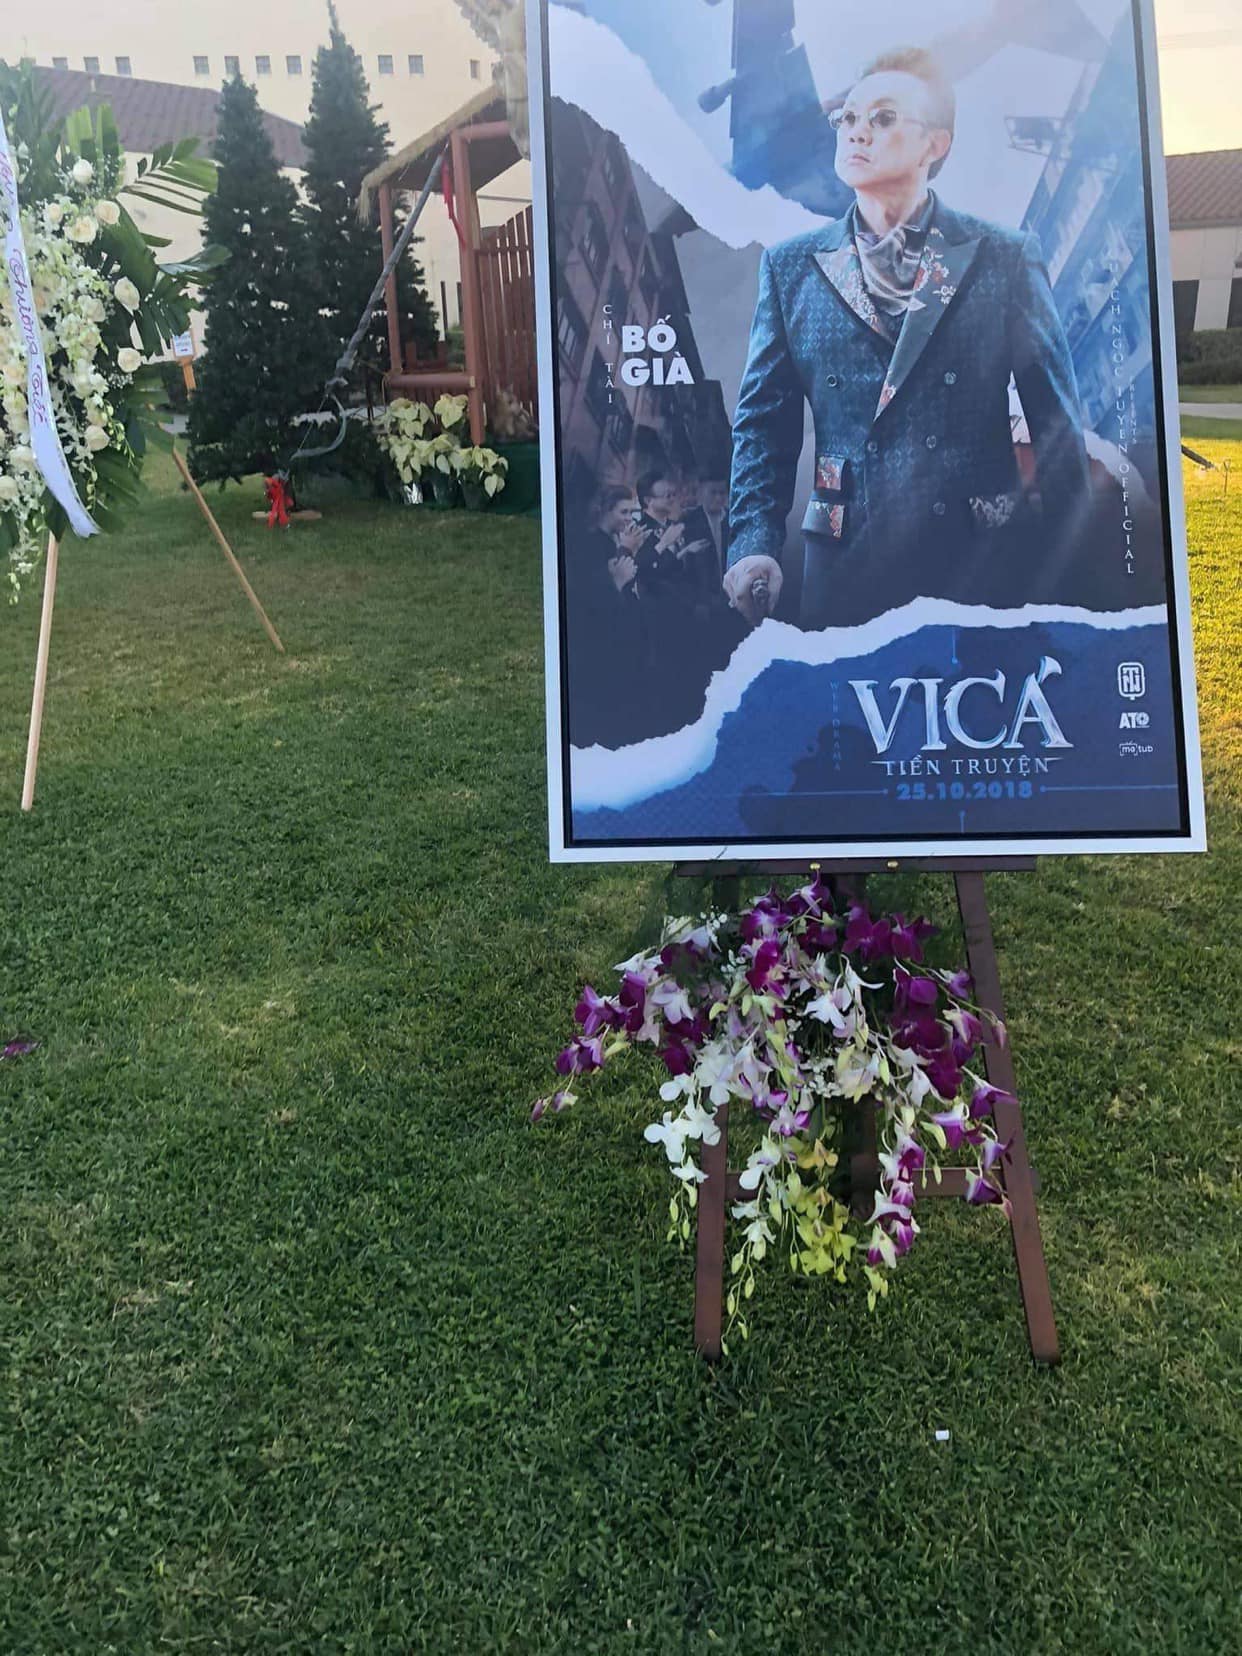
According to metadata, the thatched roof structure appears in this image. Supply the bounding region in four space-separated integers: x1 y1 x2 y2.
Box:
357 88 518 220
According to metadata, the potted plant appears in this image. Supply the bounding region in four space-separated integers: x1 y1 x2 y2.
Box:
449 443 509 510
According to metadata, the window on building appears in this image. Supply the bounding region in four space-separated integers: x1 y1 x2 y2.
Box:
114 56 132 76
622 199 643 261
193 55 210 76
286 54 302 76
255 54 271 76
639 250 660 310
83 56 99 73
606 396 634 457
1172 279 1199 345
601 139 624 198
52 56 68 70
608 268 628 322
378 54 394 76
470 59 481 80
1228 277 1242 331
224 55 240 77
557 291 587 373
408 53 424 75
580 202 608 283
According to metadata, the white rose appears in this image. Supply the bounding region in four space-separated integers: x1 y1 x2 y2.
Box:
43 201 64 227
0 476 18 504
114 277 140 313
2 362 24 387
94 200 121 227
71 158 94 185
84 425 109 452
116 347 143 374
67 215 97 245
81 296 106 324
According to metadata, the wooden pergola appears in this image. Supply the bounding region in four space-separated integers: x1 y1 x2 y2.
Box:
358 88 536 447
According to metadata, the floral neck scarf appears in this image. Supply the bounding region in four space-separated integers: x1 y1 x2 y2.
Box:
853 192 935 337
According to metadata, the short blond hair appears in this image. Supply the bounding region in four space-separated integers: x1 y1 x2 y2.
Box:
857 47 955 178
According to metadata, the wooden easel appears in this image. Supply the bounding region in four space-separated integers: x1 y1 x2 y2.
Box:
673 857 1060 1367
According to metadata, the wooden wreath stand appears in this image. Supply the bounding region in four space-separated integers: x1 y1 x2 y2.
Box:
674 856 1060 1367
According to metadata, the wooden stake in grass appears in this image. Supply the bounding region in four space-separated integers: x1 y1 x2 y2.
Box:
21 533 59 813
171 446 285 654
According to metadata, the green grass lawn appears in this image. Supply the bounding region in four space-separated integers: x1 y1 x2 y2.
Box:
1182 414 1242 443
1 444 1240 1653
1178 383 1242 403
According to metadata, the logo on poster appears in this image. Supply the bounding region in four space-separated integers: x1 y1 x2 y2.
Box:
619 319 695 388
852 658 1072 758
1117 662 1146 700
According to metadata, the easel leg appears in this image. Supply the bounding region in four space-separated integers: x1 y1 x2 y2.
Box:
21 534 60 813
955 873 1060 1366
694 1101 729 1360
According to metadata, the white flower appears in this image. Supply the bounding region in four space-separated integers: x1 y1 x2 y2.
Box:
2 363 24 387
681 1100 721 1148
116 347 143 374
693 1040 738 1106
94 200 121 227
643 1111 689 1166
114 278 140 313
71 158 94 185
84 425 109 452
67 215 97 245
43 201 64 227
9 444 33 468
81 295 106 324
0 476 18 503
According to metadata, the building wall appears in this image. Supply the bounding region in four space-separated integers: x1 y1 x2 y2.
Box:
1169 225 1242 331
8 0 531 337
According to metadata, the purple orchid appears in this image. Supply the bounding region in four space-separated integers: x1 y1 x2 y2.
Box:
843 906 895 962
965 1172 1005 1207
930 1103 974 1150
894 970 940 1015
945 970 973 1000
891 914 935 962
531 1088 577 1122
744 938 783 995
574 985 618 1038
946 1006 986 1050
969 1081 1018 1121
554 1034 605 1076
981 1136 1012 1174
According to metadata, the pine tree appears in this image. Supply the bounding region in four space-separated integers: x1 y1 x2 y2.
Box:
301 3 440 382
188 76 329 482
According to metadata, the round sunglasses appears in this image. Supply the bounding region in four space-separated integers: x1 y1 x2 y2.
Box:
828 106 931 134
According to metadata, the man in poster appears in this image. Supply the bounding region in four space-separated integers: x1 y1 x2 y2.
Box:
724 47 1093 630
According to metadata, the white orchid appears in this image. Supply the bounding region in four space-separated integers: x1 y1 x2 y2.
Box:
83 424 109 452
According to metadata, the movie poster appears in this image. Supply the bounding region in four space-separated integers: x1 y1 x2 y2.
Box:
529 0 1205 861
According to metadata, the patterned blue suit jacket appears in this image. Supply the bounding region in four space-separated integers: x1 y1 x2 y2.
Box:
727 196 1092 625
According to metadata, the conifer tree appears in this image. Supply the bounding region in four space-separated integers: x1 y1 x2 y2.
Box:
301 3 439 380
188 76 329 481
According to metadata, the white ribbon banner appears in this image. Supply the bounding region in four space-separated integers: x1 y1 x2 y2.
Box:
0 109 99 539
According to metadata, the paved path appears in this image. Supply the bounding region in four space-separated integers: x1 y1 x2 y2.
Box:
1180 402 1242 419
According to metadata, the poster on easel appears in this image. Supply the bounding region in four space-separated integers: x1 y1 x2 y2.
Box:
528 0 1206 862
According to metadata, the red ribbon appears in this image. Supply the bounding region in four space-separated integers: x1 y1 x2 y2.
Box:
264 474 292 529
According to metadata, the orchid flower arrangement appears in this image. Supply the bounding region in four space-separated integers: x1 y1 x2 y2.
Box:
534 875 1015 1348
0 63 221 597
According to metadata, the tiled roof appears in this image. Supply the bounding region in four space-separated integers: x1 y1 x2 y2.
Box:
1166 149 1242 230
30 66 307 170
